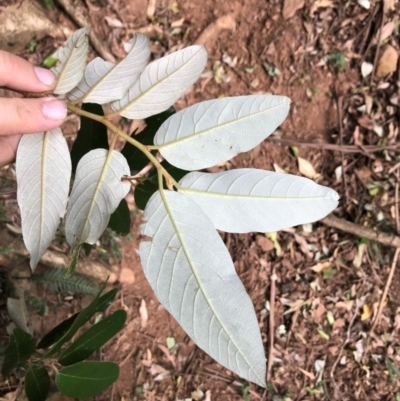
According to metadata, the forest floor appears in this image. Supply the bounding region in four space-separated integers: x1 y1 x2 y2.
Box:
1 0 400 400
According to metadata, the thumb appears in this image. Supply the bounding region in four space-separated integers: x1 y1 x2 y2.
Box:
0 97 67 136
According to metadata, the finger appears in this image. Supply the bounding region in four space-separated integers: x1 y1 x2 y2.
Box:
0 97 67 136
0 135 21 167
0 50 56 92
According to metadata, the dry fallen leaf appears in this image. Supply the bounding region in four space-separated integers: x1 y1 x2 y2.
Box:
311 261 332 273
147 0 156 20
310 0 334 14
283 0 305 19
139 298 148 329
335 299 354 311
256 235 274 252
376 45 398 78
357 0 370 9
361 303 373 321
361 61 373 78
298 157 318 179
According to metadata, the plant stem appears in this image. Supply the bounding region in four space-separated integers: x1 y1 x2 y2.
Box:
67 103 178 190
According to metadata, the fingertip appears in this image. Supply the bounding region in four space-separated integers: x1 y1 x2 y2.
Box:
34 67 56 87
42 99 67 121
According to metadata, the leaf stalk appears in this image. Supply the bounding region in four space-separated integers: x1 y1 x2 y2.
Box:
67 103 178 190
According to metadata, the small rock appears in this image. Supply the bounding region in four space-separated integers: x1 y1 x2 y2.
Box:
256 235 274 252
0 0 62 53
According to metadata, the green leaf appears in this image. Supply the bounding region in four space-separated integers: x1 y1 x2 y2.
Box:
37 313 78 350
121 107 175 174
96 288 118 312
55 361 119 399
58 310 127 365
25 365 50 401
2 328 36 377
70 103 109 174
45 285 109 357
37 288 118 350
386 357 400 386
134 180 158 210
108 199 131 235
42 55 58 68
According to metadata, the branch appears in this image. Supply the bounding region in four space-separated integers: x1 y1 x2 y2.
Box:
55 0 116 62
370 247 400 332
266 136 400 154
321 214 400 248
267 267 277 382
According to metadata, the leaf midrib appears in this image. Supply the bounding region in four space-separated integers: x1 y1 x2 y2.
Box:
118 46 203 114
179 186 336 200
38 132 49 266
156 99 290 149
55 33 83 92
78 150 114 245
159 189 264 385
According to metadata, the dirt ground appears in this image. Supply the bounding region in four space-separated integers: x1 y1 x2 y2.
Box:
1 0 400 400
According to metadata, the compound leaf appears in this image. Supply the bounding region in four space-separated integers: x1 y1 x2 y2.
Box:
25 365 51 401
16 128 71 270
51 27 90 94
179 169 339 233
110 46 207 119
56 361 119 399
29 268 99 294
154 95 291 170
139 190 266 387
68 33 150 104
58 310 127 366
65 149 130 250
2 328 36 377
70 103 108 174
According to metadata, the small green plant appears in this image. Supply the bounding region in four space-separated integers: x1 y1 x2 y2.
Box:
328 52 346 70
1 286 125 400
14 27 339 388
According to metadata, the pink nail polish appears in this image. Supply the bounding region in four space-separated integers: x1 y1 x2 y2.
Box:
42 100 67 121
34 66 56 86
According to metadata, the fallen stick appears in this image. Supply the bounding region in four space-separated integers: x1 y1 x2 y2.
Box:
370 247 400 332
194 14 236 46
267 266 277 382
55 0 116 62
321 214 400 248
267 136 400 154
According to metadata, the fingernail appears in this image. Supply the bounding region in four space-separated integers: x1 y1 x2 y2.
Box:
43 100 67 120
34 66 56 86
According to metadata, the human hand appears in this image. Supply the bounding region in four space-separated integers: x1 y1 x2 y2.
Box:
0 50 67 166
